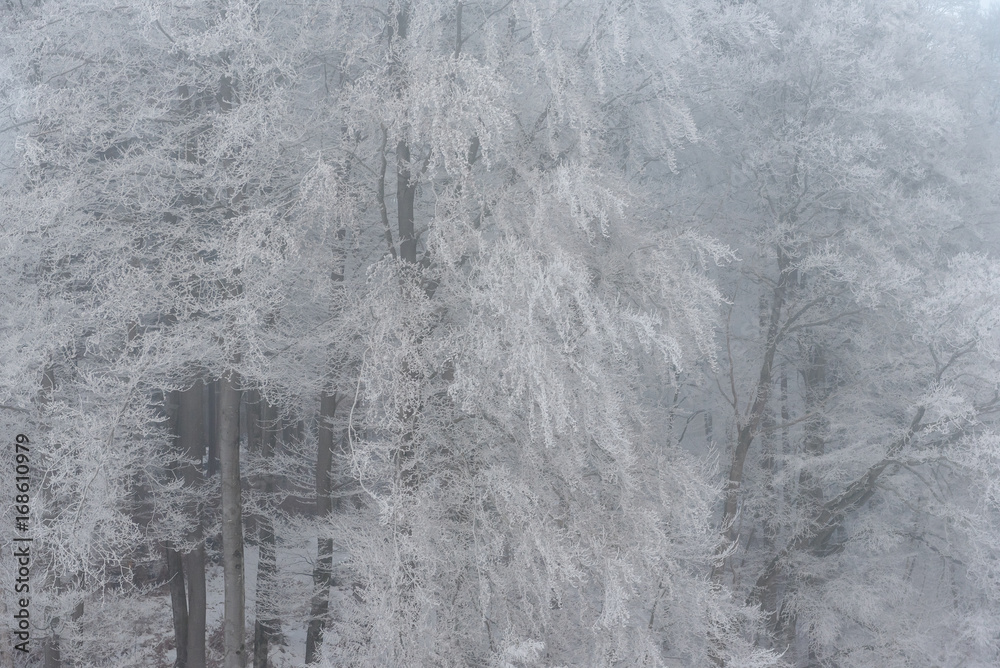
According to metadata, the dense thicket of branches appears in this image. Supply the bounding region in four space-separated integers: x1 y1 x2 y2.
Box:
1 1 1000 667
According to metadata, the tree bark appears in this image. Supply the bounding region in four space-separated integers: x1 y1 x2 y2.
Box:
252 396 280 668
43 632 60 668
207 380 219 477
216 67 245 667
219 370 246 668
175 79 210 668
715 247 790 579
165 547 188 668
709 250 791 666
306 392 339 663
183 547 207 668
397 141 416 264
799 343 828 510
178 382 207 668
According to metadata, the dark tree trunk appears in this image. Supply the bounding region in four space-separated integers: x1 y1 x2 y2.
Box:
716 247 791 573
177 382 208 668
281 417 303 447
252 395 280 668
252 513 278 668
43 636 60 668
207 380 219 477
183 547 207 668
165 547 188 668
799 343 828 509
305 392 339 663
219 369 246 668
397 141 416 264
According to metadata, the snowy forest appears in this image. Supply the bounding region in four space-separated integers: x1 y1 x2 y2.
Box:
2 0 1000 666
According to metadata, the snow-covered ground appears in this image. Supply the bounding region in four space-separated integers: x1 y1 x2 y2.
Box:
135 536 321 667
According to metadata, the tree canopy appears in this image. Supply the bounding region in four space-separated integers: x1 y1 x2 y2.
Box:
1 1 999 667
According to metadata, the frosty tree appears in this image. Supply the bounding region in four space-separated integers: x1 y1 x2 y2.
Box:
0 0 999 667
685 0 1000 664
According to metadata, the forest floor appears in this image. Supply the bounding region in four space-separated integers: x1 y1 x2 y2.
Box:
135 540 319 667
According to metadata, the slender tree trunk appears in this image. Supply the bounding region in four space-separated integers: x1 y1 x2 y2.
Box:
281 418 303 446
183 546 207 668
306 392 339 663
716 247 791 565
397 140 416 264
799 343 827 511
756 364 795 656
178 382 207 668
710 251 790 666
165 547 188 668
253 520 278 668
252 554 274 667
214 42 248 667
395 132 421 489
797 342 828 667
759 295 779 549
394 0 416 267
207 380 219 477
252 395 280 668
778 603 797 666
43 633 60 668
753 298 781 650
780 367 790 500
219 369 246 668
176 82 208 667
